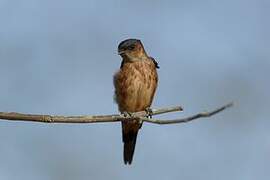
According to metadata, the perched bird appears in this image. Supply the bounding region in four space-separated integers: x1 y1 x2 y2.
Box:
114 39 159 164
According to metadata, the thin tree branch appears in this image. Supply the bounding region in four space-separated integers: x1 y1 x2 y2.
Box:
0 103 233 124
140 102 233 124
0 106 182 123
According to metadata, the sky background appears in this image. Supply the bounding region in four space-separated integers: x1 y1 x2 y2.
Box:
0 0 269 180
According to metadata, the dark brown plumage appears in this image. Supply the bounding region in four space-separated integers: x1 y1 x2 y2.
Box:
114 39 158 164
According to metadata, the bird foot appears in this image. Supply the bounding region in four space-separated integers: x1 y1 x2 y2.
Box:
122 111 133 118
145 107 153 118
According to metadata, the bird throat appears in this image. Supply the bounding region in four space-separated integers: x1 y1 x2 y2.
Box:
123 55 148 63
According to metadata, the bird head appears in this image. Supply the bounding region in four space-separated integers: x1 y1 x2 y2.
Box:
118 39 147 61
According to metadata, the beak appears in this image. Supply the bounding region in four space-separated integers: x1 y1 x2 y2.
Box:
118 50 125 55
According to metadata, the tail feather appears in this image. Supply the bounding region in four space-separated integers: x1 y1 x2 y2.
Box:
122 123 139 165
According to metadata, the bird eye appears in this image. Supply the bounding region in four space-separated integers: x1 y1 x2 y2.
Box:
127 45 135 50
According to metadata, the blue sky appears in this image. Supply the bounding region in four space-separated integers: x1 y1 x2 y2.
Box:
0 0 269 180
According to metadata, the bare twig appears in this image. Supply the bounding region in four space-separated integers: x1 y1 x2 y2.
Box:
0 106 182 123
0 103 233 124
141 102 233 124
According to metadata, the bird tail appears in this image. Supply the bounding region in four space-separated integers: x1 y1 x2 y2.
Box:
122 122 140 165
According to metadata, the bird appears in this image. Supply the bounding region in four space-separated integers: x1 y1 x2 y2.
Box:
113 39 159 164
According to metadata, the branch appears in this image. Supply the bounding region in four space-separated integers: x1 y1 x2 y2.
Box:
141 102 233 124
0 106 182 123
0 103 233 124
